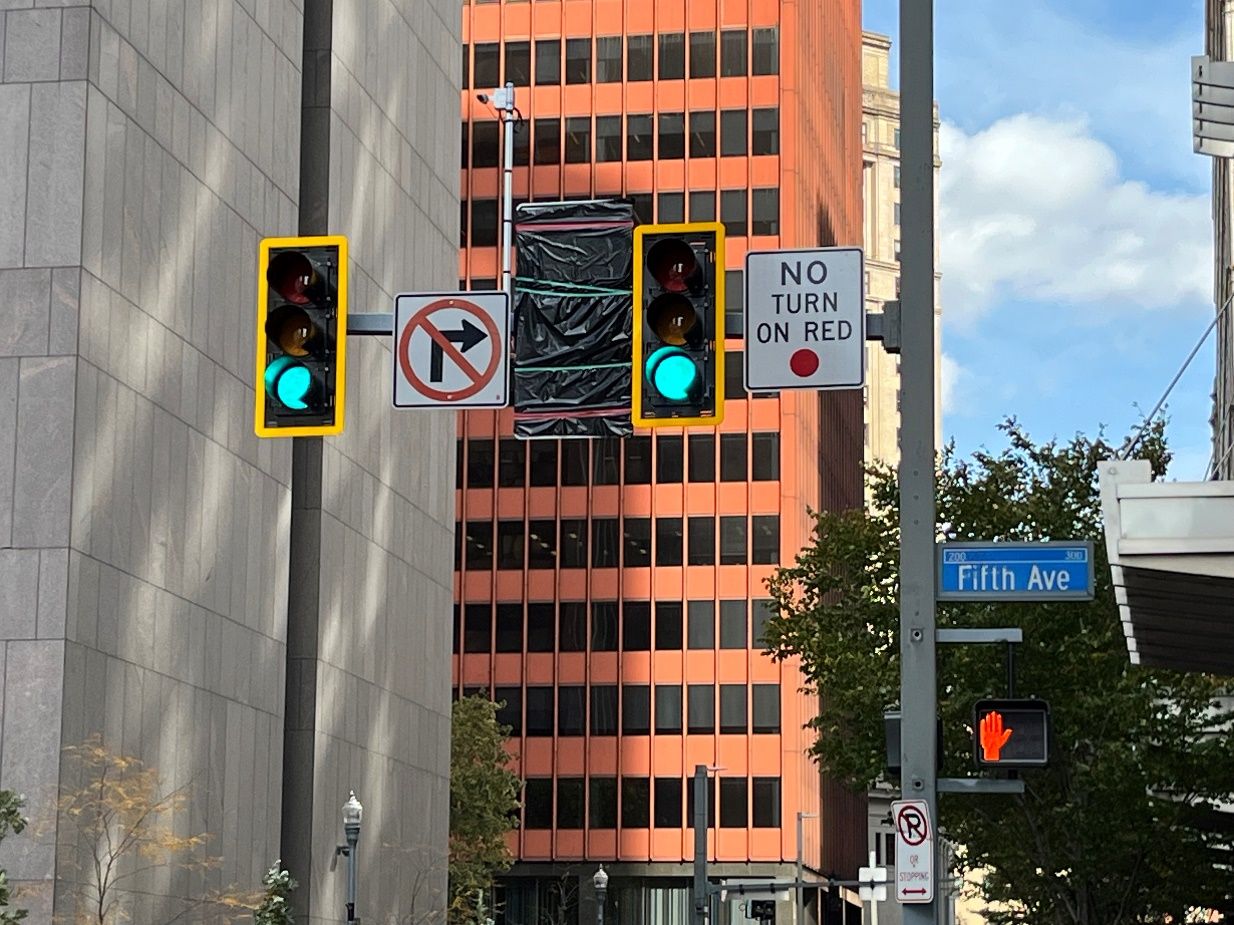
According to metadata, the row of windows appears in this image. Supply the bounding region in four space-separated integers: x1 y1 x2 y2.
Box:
521 775 781 830
458 514 780 570
462 189 778 247
462 30 778 90
454 598 775 654
462 683 781 737
462 109 779 168
458 432 780 489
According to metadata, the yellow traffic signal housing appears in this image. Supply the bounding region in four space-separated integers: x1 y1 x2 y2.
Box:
254 235 348 437
632 222 725 428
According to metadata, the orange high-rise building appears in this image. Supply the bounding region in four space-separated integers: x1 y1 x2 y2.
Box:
454 2 865 923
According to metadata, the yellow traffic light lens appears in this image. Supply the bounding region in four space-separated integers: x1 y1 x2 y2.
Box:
647 294 698 346
646 238 699 293
267 251 320 304
265 306 319 356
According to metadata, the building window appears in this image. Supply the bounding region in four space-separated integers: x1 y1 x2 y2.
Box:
719 777 748 827
592 602 619 651
467 438 495 487
525 687 554 736
463 603 491 653
689 190 716 221
751 27 778 75
524 779 553 829
752 188 779 235
559 518 588 568
527 602 555 651
591 685 619 735
505 41 531 85
721 189 747 237
656 518 683 567
560 602 588 651
459 198 468 246
687 516 715 565
630 193 653 225
654 778 683 827
596 36 622 82
687 600 714 649
752 515 780 564
719 516 747 565
753 777 781 827
752 598 774 648
561 441 589 485
752 433 780 480
464 521 492 569
627 114 653 160
689 31 716 78
655 684 683 733
690 110 716 158
498 437 525 486
592 518 620 568
474 42 499 87
686 777 717 828
753 684 780 733
622 777 651 828
527 519 557 569
533 118 560 164
720 30 747 76
535 39 560 84
495 686 521 735
495 603 522 652
720 684 747 734
497 520 524 569
725 269 744 337
894 127 901 148
565 116 591 163
687 684 715 733
894 202 901 226
565 37 591 83
894 164 901 188
557 685 585 736
593 437 621 482
688 434 715 481
719 600 746 649
623 601 651 650
595 115 623 162
462 44 470 90
720 109 746 156
528 441 558 486
624 518 652 568
659 32 685 79
659 112 685 159
472 120 499 168
452 604 460 652
894 239 901 261
720 433 747 481
659 192 685 223
627 34 653 81
590 777 618 828
624 435 652 483
655 601 683 650
558 777 585 828
623 685 651 734
752 108 779 155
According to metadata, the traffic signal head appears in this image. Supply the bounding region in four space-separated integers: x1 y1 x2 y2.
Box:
973 699 1050 769
632 222 724 427
255 236 348 437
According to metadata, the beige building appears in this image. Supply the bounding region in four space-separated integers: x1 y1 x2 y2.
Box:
861 33 943 471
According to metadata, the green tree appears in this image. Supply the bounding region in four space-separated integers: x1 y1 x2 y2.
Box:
252 861 296 925
449 696 521 925
0 789 28 923
763 422 1234 924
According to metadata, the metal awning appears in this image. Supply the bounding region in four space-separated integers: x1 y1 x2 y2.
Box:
1097 461 1234 674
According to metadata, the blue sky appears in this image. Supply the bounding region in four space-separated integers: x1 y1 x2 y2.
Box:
863 0 1217 478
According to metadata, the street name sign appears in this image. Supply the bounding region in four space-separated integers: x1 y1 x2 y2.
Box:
891 800 933 904
743 247 865 391
937 541 1094 602
392 291 509 409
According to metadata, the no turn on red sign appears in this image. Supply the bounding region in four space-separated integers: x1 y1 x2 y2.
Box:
392 291 509 409
743 247 865 392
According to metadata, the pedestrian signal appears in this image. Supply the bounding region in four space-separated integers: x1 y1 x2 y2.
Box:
973 699 1050 768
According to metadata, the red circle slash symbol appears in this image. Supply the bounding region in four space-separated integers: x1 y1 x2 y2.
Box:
895 805 929 846
398 298 500 402
790 348 819 377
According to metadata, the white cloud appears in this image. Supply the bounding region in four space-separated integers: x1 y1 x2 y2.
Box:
939 352 967 417
939 114 1212 324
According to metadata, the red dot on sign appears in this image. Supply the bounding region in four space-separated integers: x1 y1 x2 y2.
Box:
790 348 819 377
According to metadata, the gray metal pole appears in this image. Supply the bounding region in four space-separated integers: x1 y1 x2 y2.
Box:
693 765 708 925
795 813 804 925
898 0 938 923
346 836 357 922
501 81 515 298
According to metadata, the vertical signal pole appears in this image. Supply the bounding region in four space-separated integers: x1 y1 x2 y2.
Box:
693 765 708 925
499 81 516 298
899 0 938 922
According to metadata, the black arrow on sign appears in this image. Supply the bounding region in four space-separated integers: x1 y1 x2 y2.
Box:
430 319 487 382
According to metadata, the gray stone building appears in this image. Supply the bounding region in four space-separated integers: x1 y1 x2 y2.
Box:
0 1 459 922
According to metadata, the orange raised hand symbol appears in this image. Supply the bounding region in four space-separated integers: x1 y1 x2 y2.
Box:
980 710 1013 761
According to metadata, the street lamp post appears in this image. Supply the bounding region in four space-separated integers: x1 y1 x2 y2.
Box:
338 791 363 923
593 865 609 925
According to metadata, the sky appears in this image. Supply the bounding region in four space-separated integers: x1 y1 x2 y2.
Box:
862 0 1217 479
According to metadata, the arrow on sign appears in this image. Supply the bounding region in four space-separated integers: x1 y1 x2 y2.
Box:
430 320 487 382
901 889 928 897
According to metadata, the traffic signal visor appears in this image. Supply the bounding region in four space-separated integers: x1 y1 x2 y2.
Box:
632 222 724 427
254 235 348 437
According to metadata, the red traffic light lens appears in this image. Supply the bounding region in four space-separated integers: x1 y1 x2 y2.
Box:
267 251 320 304
647 294 698 345
266 305 319 356
646 239 699 293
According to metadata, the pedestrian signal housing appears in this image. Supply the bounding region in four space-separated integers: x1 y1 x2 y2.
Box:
632 222 725 427
254 236 348 437
973 699 1050 769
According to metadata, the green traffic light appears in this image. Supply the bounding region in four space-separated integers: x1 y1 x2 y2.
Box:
645 346 700 402
264 355 314 410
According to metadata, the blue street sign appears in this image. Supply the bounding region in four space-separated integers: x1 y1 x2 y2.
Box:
937 541 1095 601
